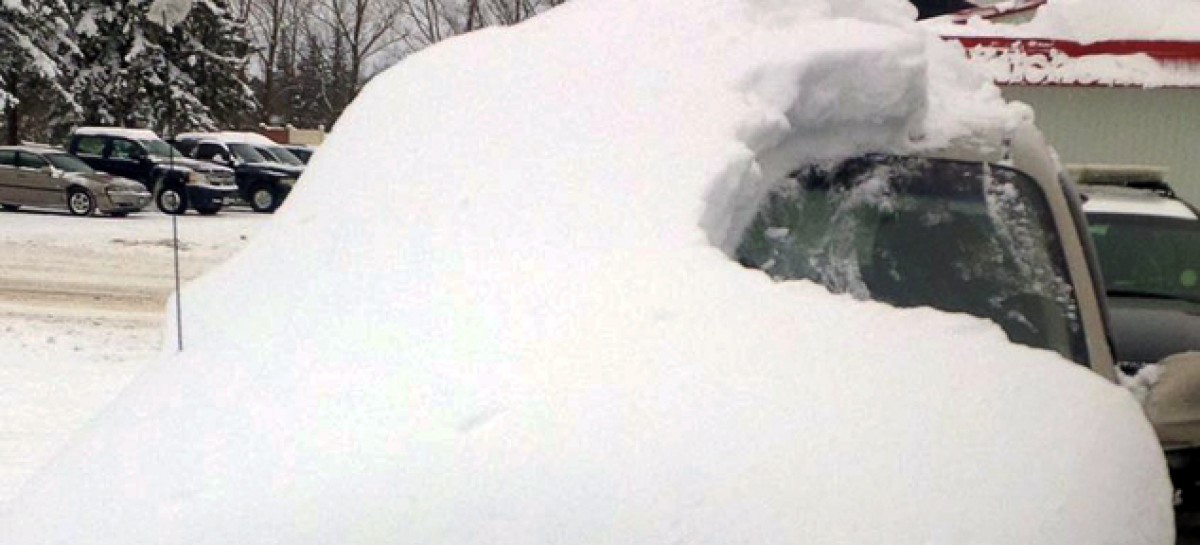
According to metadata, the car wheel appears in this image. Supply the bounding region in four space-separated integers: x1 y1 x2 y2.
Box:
1 204 19 212
156 186 188 215
250 185 278 213
67 189 96 216
194 205 221 216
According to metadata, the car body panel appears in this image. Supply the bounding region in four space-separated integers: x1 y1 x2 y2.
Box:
0 146 151 215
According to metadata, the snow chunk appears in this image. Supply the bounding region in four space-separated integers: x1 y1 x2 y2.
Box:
146 0 193 30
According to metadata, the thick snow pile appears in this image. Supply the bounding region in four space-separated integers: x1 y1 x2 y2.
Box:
0 0 1173 543
927 0 1200 87
935 0 1200 42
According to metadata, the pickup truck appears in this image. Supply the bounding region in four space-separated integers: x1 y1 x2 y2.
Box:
67 127 239 215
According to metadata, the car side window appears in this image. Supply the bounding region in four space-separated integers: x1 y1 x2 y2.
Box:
174 140 198 156
109 139 142 160
195 143 226 162
74 136 106 157
16 152 48 169
0 150 15 167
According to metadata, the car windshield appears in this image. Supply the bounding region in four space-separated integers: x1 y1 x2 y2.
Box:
139 139 182 158
228 143 268 163
737 156 1086 364
45 153 95 174
260 146 304 166
1087 213 1200 305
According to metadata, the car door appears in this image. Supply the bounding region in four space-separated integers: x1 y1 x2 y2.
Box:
71 135 109 171
0 149 25 205
15 151 60 208
106 138 148 181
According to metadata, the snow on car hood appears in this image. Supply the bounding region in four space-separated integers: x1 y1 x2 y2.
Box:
1 1 1172 543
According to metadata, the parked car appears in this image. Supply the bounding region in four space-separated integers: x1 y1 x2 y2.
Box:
1073 165 1200 504
67 127 238 215
737 134 1200 507
0 145 151 217
173 132 303 213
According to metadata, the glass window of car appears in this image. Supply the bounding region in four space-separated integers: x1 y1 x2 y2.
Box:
45 153 96 174
259 146 303 166
195 142 229 162
0 149 15 167
736 155 1086 364
17 152 48 169
173 139 198 156
1087 213 1200 305
139 139 182 158
227 143 268 163
109 139 145 160
74 136 106 157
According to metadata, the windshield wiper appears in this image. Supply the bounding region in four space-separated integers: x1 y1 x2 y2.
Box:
1107 288 1200 306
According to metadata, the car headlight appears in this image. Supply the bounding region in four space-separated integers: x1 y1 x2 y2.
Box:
279 177 296 187
187 171 209 185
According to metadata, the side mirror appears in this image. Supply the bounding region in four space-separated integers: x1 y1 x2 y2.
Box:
1145 352 1200 449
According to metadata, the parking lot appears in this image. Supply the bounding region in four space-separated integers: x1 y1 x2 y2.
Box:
0 207 268 502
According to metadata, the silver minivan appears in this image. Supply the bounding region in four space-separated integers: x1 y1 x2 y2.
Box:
0 145 151 217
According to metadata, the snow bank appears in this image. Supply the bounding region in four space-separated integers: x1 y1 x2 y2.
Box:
935 0 1200 43
0 0 1172 543
927 0 1200 87
950 40 1200 87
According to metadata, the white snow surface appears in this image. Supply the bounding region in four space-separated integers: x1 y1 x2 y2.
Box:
1 1 1173 544
146 0 194 30
71 126 161 140
934 0 1200 42
175 130 278 145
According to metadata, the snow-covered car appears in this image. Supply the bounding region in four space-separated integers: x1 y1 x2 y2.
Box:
67 127 239 215
1074 165 1200 504
0 145 150 216
172 132 304 213
1 1 1191 544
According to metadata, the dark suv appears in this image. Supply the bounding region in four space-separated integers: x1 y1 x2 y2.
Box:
172 132 303 213
67 127 239 215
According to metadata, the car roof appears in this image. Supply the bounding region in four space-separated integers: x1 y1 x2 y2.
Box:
175 131 279 146
1081 185 1199 220
0 145 67 154
72 126 161 140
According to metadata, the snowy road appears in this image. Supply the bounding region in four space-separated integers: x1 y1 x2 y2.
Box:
0 207 268 503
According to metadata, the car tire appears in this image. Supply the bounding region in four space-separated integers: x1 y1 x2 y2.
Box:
194 205 221 216
67 188 96 216
1 204 19 212
250 185 279 213
156 186 188 215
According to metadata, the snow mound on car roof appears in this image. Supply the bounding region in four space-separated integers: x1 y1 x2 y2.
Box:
2 0 1171 544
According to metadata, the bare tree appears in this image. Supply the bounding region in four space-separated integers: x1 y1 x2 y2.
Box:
315 0 408 96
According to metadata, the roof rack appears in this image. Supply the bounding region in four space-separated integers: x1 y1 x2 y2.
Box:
1067 164 1177 198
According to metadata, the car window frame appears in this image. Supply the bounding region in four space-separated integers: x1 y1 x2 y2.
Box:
16 151 49 170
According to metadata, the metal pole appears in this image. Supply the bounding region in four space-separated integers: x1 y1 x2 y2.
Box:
164 10 183 352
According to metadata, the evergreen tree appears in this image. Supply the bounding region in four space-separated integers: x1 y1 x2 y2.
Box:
0 0 79 143
71 0 256 134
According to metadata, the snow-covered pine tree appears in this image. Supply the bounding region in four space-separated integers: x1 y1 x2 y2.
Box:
0 0 79 143
71 0 256 134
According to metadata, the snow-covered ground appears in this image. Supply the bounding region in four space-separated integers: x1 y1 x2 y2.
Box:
0 208 266 503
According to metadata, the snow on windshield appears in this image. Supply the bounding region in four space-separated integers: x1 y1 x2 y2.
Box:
1 1 1172 544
